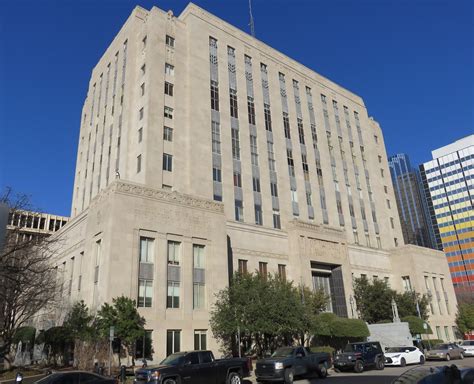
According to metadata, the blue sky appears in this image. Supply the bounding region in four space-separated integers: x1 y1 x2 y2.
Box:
0 0 472 216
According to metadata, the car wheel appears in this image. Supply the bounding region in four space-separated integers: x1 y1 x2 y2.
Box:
354 360 364 373
317 363 328 378
400 357 406 367
376 358 385 370
163 379 177 384
420 356 425 365
284 368 294 384
226 372 241 384
460 353 464 360
446 354 451 361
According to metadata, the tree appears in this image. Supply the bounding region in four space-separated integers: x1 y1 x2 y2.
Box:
96 296 146 365
456 303 474 336
42 326 73 365
401 315 432 335
63 301 96 342
210 272 329 357
0 188 60 368
353 276 429 323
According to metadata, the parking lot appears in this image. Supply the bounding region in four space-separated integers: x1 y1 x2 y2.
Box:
247 357 474 384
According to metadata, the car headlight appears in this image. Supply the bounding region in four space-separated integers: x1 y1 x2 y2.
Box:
438 352 444 356
348 355 353 360
275 362 284 370
335 356 339 360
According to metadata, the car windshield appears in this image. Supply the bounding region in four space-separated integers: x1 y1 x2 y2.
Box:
386 347 408 353
271 348 294 358
433 344 449 350
35 374 61 384
344 344 364 353
461 341 473 346
160 352 186 366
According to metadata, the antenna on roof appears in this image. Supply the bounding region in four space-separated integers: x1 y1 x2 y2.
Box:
249 0 256 37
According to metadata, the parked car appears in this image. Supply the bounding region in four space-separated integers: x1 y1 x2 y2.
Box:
334 341 385 373
34 372 117 384
426 343 465 361
385 346 425 367
134 350 252 384
460 340 474 357
255 346 331 383
391 364 474 384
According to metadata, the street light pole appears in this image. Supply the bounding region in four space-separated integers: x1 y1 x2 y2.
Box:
109 326 115 376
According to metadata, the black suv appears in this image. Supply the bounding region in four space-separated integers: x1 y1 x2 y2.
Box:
334 342 385 373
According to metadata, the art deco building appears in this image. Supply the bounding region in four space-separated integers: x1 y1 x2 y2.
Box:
420 135 474 299
388 153 440 249
53 3 458 359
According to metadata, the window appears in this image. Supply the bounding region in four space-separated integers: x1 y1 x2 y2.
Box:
255 204 263 225
259 262 268 278
248 96 256 124
142 35 147 49
278 264 286 280
378 155 382 163
273 210 281 229
211 120 221 154
193 245 205 310
297 118 305 144
233 172 242 187
165 82 174 96
252 177 261 192
163 153 173 171
137 155 142 173
138 279 152 307
235 200 243 221
394 237 399 247
231 128 240 160
166 330 180 356
230 89 238 118
283 113 291 139
165 35 175 47
270 182 278 197
138 128 143 143
140 237 154 263
250 134 258 165
165 63 174 76
167 281 180 308
164 106 173 119
194 330 207 350
210 80 219 111
306 192 312 206
387 199 391 209
374 135 379 143
264 103 272 131
402 276 412 292
380 168 384 177
384 185 388 193
238 259 248 274
213 167 222 182
291 189 298 203
94 240 101 284
390 217 394 229
163 126 173 141
139 107 144 120
267 142 276 171
168 241 180 265
135 330 153 359
287 150 295 176
376 236 382 249
141 64 146 76
141 83 145 96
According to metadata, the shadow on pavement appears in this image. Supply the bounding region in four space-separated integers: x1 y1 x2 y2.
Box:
322 374 400 384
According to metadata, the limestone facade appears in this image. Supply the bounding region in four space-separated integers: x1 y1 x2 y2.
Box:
54 3 458 362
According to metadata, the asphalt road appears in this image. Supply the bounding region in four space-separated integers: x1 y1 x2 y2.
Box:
248 357 474 384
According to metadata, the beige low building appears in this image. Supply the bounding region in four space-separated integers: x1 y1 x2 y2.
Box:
52 3 458 361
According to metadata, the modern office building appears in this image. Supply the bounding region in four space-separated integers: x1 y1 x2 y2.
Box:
6 209 69 241
388 153 440 249
421 135 474 298
51 3 458 360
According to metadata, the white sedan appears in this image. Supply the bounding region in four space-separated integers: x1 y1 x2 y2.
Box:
385 346 425 366
460 340 474 356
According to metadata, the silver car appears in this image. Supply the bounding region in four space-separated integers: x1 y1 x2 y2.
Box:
425 343 465 361
460 340 474 356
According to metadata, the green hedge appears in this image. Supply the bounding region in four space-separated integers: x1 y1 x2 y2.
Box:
310 346 335 355
13 326 36 346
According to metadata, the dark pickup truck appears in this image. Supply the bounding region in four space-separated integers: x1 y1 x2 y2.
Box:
255 346 331 383
134 350 252 384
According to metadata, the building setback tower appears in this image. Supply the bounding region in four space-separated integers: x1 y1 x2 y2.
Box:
421 135 474 299
53 3 458 359
388 153 441 250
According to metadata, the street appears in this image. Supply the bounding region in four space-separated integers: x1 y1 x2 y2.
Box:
247 358 474 384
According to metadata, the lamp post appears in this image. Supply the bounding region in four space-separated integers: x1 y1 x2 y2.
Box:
108 326 115 376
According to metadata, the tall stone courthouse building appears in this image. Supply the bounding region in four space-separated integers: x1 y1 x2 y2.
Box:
54 3 458 359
